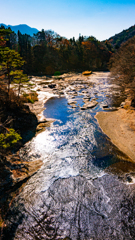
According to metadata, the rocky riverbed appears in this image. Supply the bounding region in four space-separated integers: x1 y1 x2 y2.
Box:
1 71 135 240
26 72 118 121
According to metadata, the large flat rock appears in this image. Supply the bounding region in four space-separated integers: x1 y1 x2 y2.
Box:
81 100 98 110
4 174 135 240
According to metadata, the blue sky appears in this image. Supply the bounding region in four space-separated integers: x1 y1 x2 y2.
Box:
1 0 135 40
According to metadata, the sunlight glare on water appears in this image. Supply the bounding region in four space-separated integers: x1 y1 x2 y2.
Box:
22 73 127 194
25 109 104 193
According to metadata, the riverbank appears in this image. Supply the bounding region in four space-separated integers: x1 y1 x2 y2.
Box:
96 106 135 162
0 84 43 232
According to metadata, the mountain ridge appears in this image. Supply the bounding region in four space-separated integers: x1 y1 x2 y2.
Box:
105 24 135 48
1 23 135 46
0 23 39 36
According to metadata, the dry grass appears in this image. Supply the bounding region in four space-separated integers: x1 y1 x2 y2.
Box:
21 92 38 104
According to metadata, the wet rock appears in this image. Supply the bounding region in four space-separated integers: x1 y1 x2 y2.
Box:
7 174 135 240
36 120 53 133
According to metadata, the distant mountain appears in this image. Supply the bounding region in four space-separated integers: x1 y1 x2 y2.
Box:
0 23 39 36
105 25 135 49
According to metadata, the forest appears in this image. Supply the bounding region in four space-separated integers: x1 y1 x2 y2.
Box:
0 24 135 152
0 25 112 76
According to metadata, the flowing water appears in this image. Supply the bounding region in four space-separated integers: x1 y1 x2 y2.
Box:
4 72 135 240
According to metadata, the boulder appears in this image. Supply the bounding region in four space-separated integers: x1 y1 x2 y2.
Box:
81 100 98 110
120 102 125 108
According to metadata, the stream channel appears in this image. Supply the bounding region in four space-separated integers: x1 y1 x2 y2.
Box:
4 72 135 239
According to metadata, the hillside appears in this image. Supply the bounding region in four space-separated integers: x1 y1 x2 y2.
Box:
0 23 39 36
105 25 135 49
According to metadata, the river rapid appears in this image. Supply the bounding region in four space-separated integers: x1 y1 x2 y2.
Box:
4 72 135 240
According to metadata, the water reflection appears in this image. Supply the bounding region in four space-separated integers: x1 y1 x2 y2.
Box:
44 97 71 125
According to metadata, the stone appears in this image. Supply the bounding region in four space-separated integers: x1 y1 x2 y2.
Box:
81 100 98 110
120 102 125 108
68 100 77 105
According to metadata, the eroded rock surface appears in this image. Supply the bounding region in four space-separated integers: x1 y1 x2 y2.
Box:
4 174 135 240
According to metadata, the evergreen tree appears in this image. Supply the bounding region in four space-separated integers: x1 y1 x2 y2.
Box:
0 48 25 93
10 70 28 96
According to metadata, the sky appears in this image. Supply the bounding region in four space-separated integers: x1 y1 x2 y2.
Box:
1 0 135 40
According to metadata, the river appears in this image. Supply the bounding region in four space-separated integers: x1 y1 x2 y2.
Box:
3 72 135 240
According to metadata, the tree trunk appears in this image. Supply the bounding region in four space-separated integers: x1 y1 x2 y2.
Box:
18 81 21 97
7 64 10 95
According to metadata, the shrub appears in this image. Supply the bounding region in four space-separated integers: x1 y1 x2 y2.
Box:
0 128 22 149
54 71 61 76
